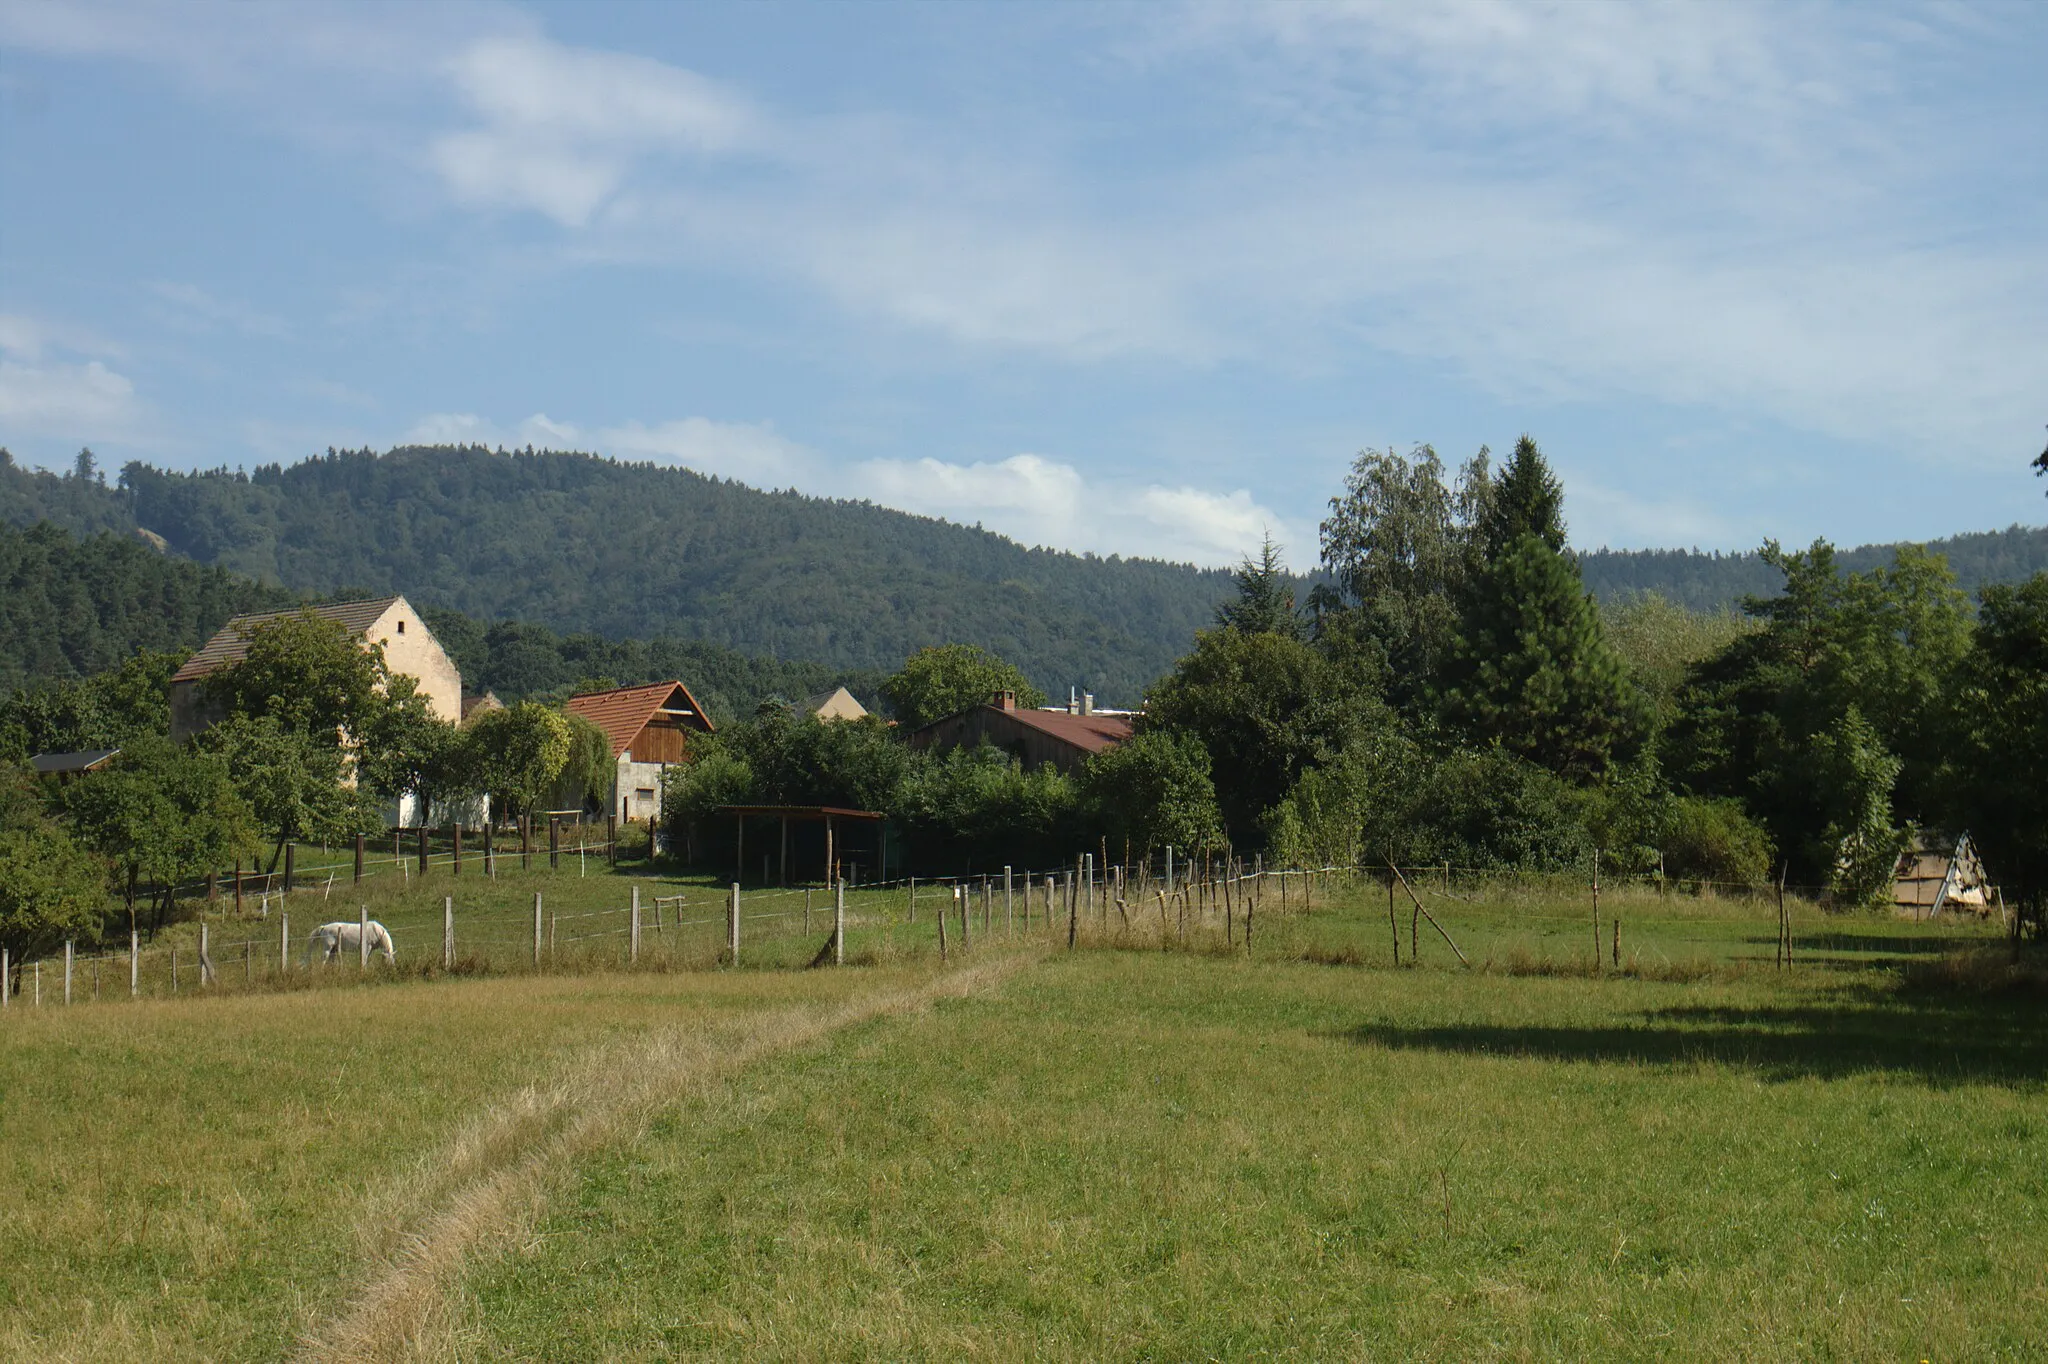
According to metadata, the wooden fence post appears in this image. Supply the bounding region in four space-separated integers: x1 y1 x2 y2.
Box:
283 842 296 893
959 885 971 951
630 885 641 964
1591 847 1602 970
520 816 531 872
728 883 740 965
834 880 846 966
936 884 949 961
199 922 213 987
443 895 455 970
1066 872 1078 950
549 817 560 871
1004 865 1014 936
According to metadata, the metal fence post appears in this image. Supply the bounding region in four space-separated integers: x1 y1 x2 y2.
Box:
835 879 846 966
728 883 741 965
533 892 543 968
630 885 641 964
1004 866 1013 936
280 912 289 975
443 895 454 970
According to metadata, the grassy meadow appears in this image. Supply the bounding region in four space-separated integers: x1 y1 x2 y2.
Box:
2 866 2041 1360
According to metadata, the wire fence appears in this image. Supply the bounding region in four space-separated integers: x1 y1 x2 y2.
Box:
2 849 2000 1017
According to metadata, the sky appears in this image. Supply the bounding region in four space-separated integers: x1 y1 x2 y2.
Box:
0 0 2043 569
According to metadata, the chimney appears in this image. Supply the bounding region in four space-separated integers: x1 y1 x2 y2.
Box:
1068 686 1080 716
1081 692 1095 716
994 690 1016 711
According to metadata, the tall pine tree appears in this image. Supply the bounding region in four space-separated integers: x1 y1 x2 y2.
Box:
1441 438 1643 779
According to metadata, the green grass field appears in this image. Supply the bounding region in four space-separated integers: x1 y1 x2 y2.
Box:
3 869 2041 1361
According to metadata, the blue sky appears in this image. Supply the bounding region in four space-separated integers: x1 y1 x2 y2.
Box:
1 0 2042 568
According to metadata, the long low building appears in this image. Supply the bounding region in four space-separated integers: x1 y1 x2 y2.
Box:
907 690 1132 774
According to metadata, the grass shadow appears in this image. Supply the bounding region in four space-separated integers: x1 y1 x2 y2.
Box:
1339 980 2048 1085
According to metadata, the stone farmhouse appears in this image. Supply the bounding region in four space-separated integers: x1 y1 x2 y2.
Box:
168 595 463 826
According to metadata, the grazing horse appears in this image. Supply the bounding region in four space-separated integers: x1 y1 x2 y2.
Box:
306 920 397 965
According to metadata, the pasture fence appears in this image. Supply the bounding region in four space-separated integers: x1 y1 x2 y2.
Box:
3 847 1943 1018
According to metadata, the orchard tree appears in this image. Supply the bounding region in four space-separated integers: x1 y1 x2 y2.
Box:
883 645 1044 730
196 713 372 861
201 610 387 745
61 735 258 931
463 702 573 819
0 764 105 962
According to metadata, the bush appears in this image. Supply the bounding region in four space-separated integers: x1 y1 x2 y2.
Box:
1075 731 1222 858
1662 796 1775 888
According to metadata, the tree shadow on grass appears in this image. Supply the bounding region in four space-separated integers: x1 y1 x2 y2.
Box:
1339 987 2048 1086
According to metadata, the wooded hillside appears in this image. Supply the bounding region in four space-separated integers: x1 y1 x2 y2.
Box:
0 521 885 724
2 447 1236 705
1580 525 2048 610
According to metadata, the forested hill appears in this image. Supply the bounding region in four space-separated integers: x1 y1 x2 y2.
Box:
0 521 297 692
1579 525 2048 612
1 447 1239 705
0 520 887 724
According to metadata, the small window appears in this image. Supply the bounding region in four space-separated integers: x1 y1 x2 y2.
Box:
396 620 405 635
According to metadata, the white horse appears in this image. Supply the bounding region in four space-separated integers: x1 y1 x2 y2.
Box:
306 920 397 965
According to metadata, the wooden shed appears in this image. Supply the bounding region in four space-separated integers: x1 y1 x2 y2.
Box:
1892 832 1995 919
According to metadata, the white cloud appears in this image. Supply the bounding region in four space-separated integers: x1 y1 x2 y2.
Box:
431 34 760 225
596 417 811 483
0 312 142 438
0 357 138 437
855 452 1291 565
402 411 499 445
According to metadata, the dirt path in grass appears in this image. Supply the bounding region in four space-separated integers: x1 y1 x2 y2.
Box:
297 954 1037 1364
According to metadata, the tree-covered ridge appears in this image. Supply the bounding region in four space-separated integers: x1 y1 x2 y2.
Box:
1580 525 2048 611
1 446 1241 705
0 520 297 693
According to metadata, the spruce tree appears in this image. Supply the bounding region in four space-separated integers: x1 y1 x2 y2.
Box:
1443 533 1642 779
1215 535 1301 638
1478 434 1566 557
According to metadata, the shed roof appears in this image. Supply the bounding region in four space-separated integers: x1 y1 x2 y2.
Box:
171 597 401 683
30 749 121 775
715 805 885 821
564 680 714 759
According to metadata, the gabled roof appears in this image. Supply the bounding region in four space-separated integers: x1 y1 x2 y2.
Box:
171 597 402 684
31 749 121 775
564 680 714 758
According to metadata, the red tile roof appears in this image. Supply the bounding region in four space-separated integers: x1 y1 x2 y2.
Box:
564 681 714 758
171 597 401 683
